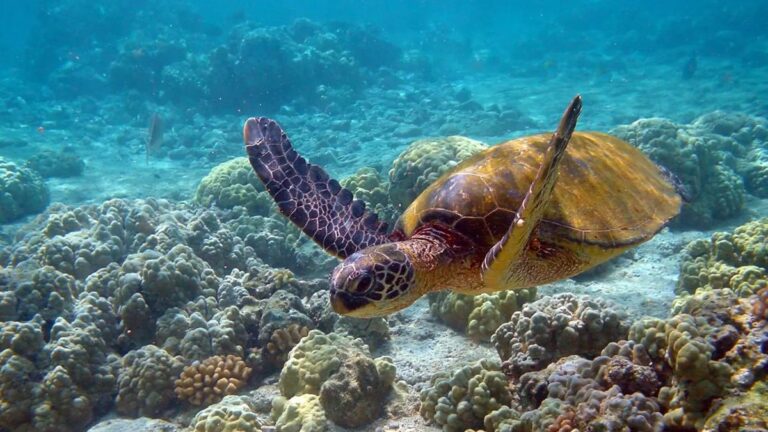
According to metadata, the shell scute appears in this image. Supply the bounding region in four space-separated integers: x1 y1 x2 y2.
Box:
399 132 681 249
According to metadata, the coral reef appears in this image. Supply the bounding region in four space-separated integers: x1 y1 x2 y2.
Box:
278 330 395 428
258 323 310 369
115 344 184 417
340 166 400 227
25 148 85 178
306 290 390 350
677 217 768 296
625 286 766 430
0 196 338 431
191 395 263 432
419 358 513 432
613 112 768 228
207 19 399 112
388 136 488 210
272 394 328 432
514 353 664 431
175 354 252 406
0 157 49 223
492 293 630 379
194 157 274 216
424 269 768 431
429 288 537 341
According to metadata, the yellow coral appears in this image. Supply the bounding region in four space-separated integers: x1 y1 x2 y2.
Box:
192 395 262 432
194 157 274 215
271 394 327 432
175 355 252 406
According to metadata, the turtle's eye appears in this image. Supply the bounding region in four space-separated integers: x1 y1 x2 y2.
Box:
353 273 373 293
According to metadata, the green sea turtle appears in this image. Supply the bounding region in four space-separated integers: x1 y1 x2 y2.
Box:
244 96 684 317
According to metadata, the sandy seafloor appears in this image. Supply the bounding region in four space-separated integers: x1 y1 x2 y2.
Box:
1 31 768 431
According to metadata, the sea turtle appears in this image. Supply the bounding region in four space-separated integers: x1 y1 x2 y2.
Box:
243 96 684 318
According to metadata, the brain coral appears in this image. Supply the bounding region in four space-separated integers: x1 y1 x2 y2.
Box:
0 157 49 223
388 136 488 210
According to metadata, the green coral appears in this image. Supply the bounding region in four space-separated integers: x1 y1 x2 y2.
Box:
195 157 274 215
677 217 768 296
627 285 767 430
115 344 184 417
611 113 764 228
419 358 512 432
429 288 536 341
340 167 399 227
0 157 49 223
388 136 488 210
25 149 85 178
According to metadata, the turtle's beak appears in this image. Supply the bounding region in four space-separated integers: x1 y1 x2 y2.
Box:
330 290 371 316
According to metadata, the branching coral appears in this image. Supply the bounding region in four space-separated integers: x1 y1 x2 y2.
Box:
175 354 252 406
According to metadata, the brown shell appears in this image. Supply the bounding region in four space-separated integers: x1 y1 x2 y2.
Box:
397 132 682 249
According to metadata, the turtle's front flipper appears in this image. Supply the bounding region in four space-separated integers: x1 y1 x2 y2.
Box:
481 96 582 289
244 117 390 258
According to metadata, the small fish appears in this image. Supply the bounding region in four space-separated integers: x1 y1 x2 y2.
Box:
682 55 697 80
146 113 164 163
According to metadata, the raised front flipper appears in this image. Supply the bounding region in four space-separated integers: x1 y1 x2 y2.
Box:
244 118 391 258
482 95 582 289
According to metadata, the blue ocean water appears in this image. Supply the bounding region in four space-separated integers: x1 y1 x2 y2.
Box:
0 1 767 431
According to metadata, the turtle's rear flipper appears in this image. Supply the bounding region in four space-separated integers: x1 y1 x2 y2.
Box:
482 95 582 289
244 117 390 258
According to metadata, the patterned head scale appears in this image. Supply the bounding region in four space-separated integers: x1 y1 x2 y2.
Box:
329 244 417 317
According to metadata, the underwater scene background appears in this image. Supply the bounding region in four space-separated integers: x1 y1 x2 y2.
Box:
0 0 767 431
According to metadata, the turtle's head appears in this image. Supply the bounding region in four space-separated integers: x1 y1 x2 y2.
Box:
330 243 419 318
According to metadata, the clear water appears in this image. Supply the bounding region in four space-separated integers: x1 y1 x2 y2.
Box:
0 1 766 431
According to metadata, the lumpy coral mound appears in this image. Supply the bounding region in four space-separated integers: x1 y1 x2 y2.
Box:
678 217 768 297
612 111 768 228
0 157 49 223
175 354 252 406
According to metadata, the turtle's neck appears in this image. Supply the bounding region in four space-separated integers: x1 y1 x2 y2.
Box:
395 224 484 295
